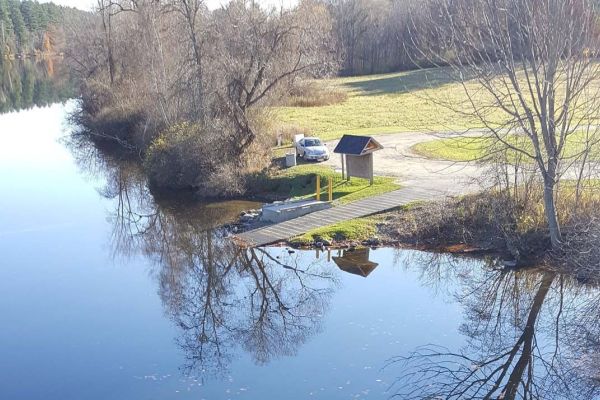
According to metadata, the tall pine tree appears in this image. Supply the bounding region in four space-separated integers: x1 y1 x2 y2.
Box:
0 0 70 57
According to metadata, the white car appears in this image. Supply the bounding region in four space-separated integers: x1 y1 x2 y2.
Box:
294 135 330 162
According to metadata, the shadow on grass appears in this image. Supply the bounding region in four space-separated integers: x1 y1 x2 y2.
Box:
329 181 367 201
341 67 483 96
341 68 454 95
248 170 320 200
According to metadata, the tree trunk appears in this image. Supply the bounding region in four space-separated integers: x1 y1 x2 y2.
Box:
543 178 562 248
100 3 115 85
190 34 205 124
182 1 205 125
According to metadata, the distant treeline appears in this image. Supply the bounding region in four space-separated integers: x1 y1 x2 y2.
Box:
0 0 82 57
325 0 421 76
326 0 600 76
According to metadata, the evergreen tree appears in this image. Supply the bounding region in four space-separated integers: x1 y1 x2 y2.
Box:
0 0 15 56
9 0 27 48
21 1 41 33
0 0 76 56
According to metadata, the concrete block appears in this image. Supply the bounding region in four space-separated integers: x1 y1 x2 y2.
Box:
261 199 332 223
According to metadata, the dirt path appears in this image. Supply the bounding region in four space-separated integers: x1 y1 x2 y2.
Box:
324 132 487 196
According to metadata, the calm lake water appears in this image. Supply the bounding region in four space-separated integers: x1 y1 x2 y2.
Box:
1 100 599 399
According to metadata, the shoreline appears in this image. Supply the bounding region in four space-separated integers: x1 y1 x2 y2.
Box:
227 194 551 270
229 207 504 253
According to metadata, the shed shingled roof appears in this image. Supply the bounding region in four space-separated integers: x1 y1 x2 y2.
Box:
333 135 383 155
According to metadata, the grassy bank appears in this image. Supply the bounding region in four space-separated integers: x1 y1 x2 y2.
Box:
275 68 600 146
249 164 400 204
288 202 425 247
275 68 486 140
289 216 381 246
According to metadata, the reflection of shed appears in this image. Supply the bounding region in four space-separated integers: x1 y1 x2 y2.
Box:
332 248 379 277
333 135 384 185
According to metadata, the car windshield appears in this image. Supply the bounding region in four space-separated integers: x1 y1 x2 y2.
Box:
304 139 322 147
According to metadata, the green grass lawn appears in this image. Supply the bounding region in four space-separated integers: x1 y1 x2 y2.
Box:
250 164 400 204
288 200 424 245
412 132 600 162
275 67 600 145
289 216 380 245
275 68 487 140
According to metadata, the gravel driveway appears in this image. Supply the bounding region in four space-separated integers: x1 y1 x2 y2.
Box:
324 132 487 196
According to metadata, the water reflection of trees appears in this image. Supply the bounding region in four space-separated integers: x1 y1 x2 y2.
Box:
68 138 337 376
166 245 334 375
393 255 600 400
66 135 600 393
0 58 73 112
141 201 335 376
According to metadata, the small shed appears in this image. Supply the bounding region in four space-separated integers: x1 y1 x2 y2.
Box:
333 135 384 185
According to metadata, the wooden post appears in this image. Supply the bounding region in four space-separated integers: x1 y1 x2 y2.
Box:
347 154 351 182
341 154 345 180
328 177 333 202
316 175 321 201
369 153 374 186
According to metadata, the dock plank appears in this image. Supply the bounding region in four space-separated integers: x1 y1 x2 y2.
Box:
235 187 442 247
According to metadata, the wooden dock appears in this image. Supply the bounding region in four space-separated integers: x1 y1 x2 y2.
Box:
235 187 441 247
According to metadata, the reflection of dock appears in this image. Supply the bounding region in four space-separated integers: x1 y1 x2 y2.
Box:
332 248 379 277
236 187 436 247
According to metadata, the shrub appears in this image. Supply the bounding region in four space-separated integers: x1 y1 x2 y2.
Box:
383 184 600 271
285 80 348 108
73 80 157 150
382 192 550 262
273 124 311 146
145 122 221 191
196 163 247 198
144 120 269 198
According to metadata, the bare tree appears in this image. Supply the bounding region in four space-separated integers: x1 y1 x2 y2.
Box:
97 0 117 85
412 0 600 248
166 0 208 123
213 0 337 158
68 0 338 195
